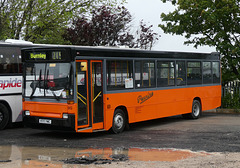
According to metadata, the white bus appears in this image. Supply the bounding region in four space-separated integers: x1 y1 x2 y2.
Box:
0 39 34 129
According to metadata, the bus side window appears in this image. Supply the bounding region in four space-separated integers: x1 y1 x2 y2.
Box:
176 61 186 86
0 49 21 74
212 62 220 83
0 54 3 73
157 61 175 87
19 63 23 73
187 62 202 85
106 60 133 90
203 62 212 84
135 60 155 88
8 63 19 73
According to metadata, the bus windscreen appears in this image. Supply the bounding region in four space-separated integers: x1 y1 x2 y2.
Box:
24 62 73 100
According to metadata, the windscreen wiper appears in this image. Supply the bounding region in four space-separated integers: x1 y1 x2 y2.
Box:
50 89 60 101
30 69 42 99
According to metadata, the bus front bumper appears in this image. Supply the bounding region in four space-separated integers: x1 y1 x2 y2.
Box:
23 114 75 132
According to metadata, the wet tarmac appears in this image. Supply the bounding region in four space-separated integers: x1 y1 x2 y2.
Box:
2 114 240 167
0 145 210 167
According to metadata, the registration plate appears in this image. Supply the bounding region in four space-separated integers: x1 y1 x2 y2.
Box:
39 119 52 124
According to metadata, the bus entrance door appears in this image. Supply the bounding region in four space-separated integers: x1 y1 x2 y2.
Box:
76 60 103 132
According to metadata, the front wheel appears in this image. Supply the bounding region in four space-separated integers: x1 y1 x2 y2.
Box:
111 109 126 134
182 100 201 119
0 104 10 130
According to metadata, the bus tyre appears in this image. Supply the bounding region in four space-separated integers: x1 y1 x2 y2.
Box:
183 100 201 119
112 109 126 134
0 104 9 130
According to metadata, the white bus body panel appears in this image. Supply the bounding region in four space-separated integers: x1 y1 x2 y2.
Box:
0 76 22 122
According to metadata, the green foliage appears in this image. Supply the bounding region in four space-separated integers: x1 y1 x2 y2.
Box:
1 0 157 49
0 0 120 44
222 92 240 109
160 0 240 83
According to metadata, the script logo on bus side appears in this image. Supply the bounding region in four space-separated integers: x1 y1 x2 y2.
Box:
137 92 153 104
0 78 22 90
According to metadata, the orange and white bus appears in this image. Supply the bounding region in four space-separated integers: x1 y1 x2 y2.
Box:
22 46 221 133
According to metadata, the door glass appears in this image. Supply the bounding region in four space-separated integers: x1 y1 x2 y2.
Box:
92 62 103 123
77 62 88 126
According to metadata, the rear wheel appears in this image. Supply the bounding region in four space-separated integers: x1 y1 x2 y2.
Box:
182 100 201 119
111 109 126 134
0 104 10 130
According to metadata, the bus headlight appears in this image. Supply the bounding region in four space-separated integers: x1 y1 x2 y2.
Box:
63 113 68 119
25 111 30 116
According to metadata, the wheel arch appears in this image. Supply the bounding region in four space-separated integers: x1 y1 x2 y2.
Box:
193 97 202 111
0 100 12 121
114 105 129 124
0 100 12 128
106 105 129 133
182 97 202 119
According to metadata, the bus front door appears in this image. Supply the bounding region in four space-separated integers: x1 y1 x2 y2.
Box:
76 60 103 131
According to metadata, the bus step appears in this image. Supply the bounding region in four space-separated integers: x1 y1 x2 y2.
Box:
77 127 93 132
92 129 106 133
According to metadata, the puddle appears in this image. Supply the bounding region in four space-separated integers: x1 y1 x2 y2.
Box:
74 148 208 162
0 145 210 167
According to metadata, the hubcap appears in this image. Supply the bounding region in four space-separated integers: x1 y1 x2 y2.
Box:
114 114 124 129
193 103 200 116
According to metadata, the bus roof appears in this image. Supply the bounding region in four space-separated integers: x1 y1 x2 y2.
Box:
22 45 220 60
74 46 219 60
5 39 33 45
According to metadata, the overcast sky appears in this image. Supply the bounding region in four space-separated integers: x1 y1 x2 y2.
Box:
125 0 216 53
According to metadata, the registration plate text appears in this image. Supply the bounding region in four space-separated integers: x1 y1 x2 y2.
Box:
39 119 52 124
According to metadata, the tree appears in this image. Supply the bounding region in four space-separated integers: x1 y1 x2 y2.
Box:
159 0 240 83
0 0 119 44
135 20 160 50
63 6 159 50
0 0 21 40
63 6 134 46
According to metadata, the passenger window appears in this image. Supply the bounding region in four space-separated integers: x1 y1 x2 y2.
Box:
135 60 155 88
0 47 22 74
176 61 186 86
157 61 175 87
106 60 133 90
212 62 220 83
187 62 202 85
203 62 212 84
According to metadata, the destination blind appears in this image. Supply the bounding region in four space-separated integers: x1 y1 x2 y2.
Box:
26 51 65 61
